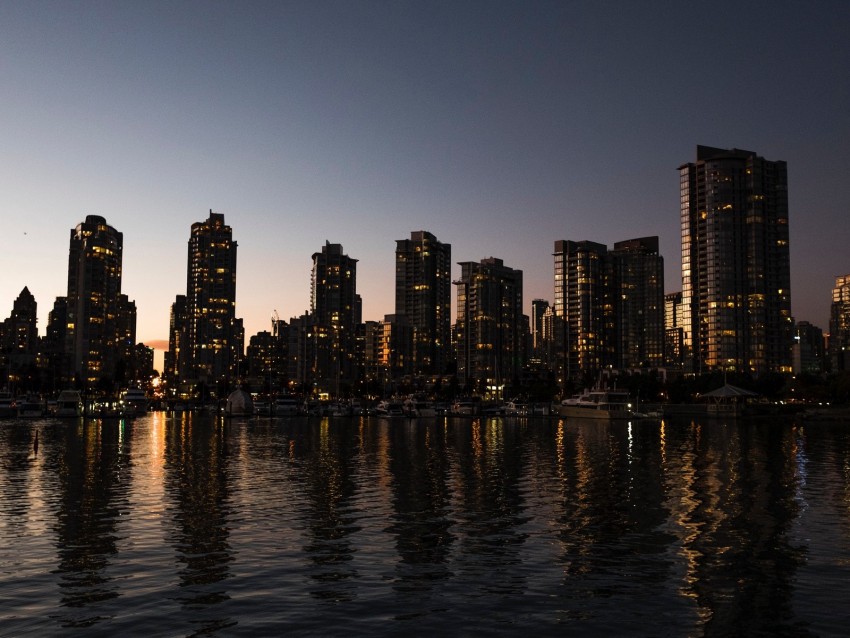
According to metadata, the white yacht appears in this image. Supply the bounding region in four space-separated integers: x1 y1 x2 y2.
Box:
121 387 149 415
55 390 83 417
374 400 405 418
558 389 633 421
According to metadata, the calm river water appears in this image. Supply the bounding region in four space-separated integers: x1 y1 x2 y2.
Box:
1 413 849 636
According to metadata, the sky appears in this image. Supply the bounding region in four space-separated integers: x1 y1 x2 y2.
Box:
2 1 849 372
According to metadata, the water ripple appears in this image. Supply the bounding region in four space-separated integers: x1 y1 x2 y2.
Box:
1 415 849 635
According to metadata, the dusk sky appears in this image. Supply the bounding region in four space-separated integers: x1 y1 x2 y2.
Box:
2 1 848 371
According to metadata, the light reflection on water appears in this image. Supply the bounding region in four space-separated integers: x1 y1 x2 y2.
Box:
1 414 849 635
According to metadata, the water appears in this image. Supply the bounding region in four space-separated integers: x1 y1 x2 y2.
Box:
1 413 849 636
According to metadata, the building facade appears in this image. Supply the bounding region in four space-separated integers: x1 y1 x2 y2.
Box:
1 287 39 389
65 215 134 387
454 257 524 394
394 231 452 376
679 146 793 375
44 297 68 390
310 242 358 395
609 237 665 369
829 274 850 372
183 211 242 383
793 321 825 376
530 299 551 363
553 240 611 384
664 292 684 367
164 295 187 385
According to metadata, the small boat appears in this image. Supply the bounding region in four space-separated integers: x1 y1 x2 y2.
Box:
504 400 529 416
17 395 45 417
403 398 437 418
121 387 149 415
253 401 272 416
531 402 552 416
274 396 301 416
374 400 405 418
55 390 83 417
558 389 633 421
0 391 17 418
451 400 479 416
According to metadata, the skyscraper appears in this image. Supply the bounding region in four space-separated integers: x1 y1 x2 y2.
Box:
679 146 793 375
184 211 242 382
553 240 611 384
165 295 187 384
530 299 551 361
553 237 664 384
793 321 825 375
1 287 38 388
664 292 684 367
1 287 38 357
609 237 665 369
65 215 134 386
395 231 452 375
44 297 68 389
454 257 524 393
829 274 850 372
311 241 358 394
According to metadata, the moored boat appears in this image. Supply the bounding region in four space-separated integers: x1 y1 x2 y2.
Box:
558 389 633 421
121 387 149 415
403 397 437 417
451 399 479 416
55 390 83 417
0 391 17 418
504 400 529 416
374 400 405 418
17 395 45 417
274 396 301 416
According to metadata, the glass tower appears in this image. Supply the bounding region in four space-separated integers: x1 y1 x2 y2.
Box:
679 146 792 375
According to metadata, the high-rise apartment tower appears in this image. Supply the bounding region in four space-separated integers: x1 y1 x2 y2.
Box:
455 257 524 393
310 241 358 394
395 231 452 375
65 215 134 386
829 274 850 372
184 211 242 382
679 146 792 375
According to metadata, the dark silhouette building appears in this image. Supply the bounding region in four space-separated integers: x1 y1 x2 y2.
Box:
65 215 135 387
308 242 359 395
454 257 524 394
793 320 825 375
1 286 39 389
395 231 452 376
164 295 187 385
182 211 243 383
610 237 665 369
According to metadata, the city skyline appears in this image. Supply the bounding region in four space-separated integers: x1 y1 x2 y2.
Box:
2 3 849 370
